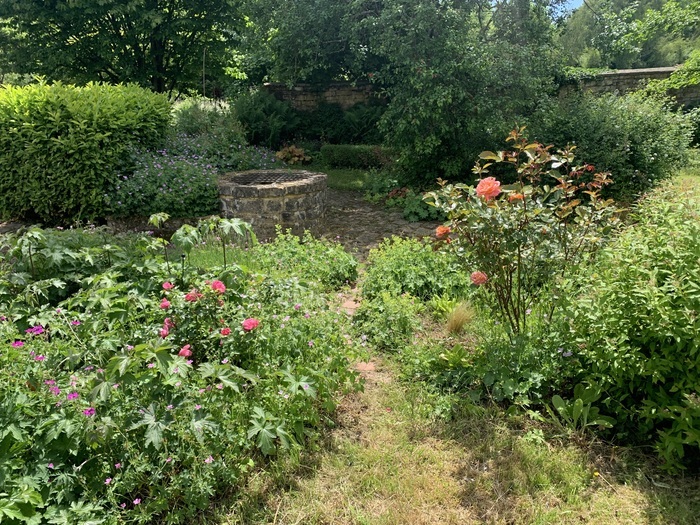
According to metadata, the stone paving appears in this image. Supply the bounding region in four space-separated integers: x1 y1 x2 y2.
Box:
320 189 441 261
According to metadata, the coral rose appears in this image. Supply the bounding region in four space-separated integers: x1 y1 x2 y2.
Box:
470 271 488 286
435 225 451 239
475 177 501 201
508 193 524 202
241 318 260 332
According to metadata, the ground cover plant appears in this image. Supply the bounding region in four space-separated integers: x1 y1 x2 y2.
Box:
106 101 282 220
0 221 361 524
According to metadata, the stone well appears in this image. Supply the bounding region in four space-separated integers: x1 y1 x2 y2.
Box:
218 170 327 239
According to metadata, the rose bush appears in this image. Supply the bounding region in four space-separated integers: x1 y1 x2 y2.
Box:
425 127 620 336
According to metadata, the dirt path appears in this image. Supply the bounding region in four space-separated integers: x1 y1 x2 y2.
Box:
257 357 475 525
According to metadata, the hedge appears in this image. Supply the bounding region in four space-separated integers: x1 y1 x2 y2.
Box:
320 144 394 169
0 82 170 224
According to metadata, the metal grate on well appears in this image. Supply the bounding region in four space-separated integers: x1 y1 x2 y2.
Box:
231 172 311 185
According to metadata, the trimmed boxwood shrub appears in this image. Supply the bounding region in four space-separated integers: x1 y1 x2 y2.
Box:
320 144 394 169
0 82 170 224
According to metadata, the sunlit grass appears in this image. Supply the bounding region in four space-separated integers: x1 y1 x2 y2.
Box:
201 356 700 525
305 160 371 191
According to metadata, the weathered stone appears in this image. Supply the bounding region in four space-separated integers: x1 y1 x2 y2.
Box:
218 169 327 237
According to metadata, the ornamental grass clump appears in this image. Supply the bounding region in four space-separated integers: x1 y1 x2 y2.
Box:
425 127 620 336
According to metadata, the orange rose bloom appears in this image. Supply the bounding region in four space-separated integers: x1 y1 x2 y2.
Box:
470 271 488 286
508 192 524 202
435 225 451 239
475 177 501 201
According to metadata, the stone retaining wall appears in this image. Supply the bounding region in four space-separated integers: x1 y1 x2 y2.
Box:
264 69 700 111
219 170 327 240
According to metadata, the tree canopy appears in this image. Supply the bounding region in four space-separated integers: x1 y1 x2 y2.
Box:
558 0 700 68
0 0 240 93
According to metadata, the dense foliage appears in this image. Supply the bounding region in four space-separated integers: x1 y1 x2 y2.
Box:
0 0 239 93
558 0 700 68
555 180 700 470
361 237 470 302
320 145 393 170
0 224 360 523
527 92 694 200
426 128 620 335
0 82 170 224
106 149 220 219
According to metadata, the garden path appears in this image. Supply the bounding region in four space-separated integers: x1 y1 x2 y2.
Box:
321 189 441 261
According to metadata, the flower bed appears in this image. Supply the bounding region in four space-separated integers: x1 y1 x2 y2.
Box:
0 225 359 523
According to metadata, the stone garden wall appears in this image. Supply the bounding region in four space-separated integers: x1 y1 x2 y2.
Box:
264 69 700 110
262 82 380 111
559 67 700 107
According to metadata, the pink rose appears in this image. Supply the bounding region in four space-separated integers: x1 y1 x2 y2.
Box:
160 298 171 309
178 344 192 357
211 280 226 294
241 318 260 332
220 327 231 336
475 177 501 201
184 289 203 302
163 282 174 290
470 271 488 286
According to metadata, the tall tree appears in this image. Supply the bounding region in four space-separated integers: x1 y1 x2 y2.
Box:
558 0 700 68
0 0 240 93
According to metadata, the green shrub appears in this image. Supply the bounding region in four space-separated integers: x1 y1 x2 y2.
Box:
232 90 299 149
362 237 470 302
321 144 394 169
352 292 421 351
0 82 170 224
105 148 220 218
558 180 700 469
248 229 358 290
166 133 281 173
425 128 619 336
295 102 385 144
342 103 384 144
295 102 347 143
527 92 693 200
